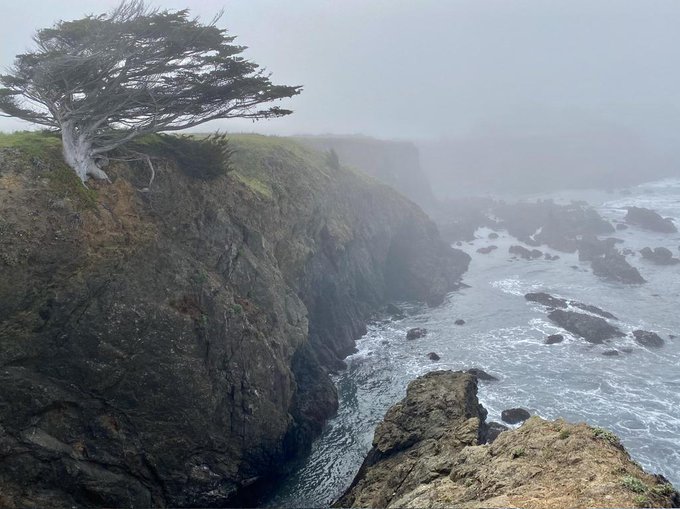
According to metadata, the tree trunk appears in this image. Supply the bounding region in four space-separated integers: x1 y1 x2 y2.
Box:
61 123 110 183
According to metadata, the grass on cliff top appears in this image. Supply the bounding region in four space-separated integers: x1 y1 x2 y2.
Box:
0 130 62 159
0 131 98 209
226 134 334 199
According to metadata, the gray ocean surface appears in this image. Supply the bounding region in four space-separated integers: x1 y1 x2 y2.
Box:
266 178 680 508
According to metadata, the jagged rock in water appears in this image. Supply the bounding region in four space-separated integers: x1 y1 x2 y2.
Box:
427 352 441 361
545 334 564 344
476 245 497 254
334 371 679 509
547 309 624 344
488 232 499 239
602 349 620 357
525 292 568 309
640 247 680 265
465 368 498 381
455 319 466 326
0 136 470 508
406 327 428 340
525 292 617 320
501 407 531 424
625 206 678 233
509 245 542 260
591 252 646 284
633 330 665 348
577 234 619 262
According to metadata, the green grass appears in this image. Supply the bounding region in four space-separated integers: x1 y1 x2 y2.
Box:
634 494 650 507
592 427 621 446
46 165 98 210
227 134 333 198
558 429 571 440
621 475 647 494
0 131 98 209
511 447 526 459
0 130 62 159
233 173 273 199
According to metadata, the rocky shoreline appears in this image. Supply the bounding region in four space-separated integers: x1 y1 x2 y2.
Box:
335 371 679 509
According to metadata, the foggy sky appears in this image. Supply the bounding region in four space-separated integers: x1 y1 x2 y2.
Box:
2 1 680 142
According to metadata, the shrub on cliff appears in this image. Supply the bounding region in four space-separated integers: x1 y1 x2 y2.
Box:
0 0 301 182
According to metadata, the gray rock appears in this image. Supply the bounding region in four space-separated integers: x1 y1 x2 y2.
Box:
465 368 498 381
476 245 498 254
547 309 624 344
545 334 564 344
640 246 680 265
501 407 531 424
632 330 665 348
406 327 428 340
625 207 678 233
591 252 646 284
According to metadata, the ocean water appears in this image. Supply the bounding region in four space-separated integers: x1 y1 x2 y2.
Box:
265 179 680 508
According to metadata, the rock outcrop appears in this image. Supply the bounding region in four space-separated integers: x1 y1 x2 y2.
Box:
0 134 469 507
335 371 679 509
625 207 678 233
632 330 665 348
640 247 680 265
591 252 646 284
525 292 617 320
547 310 624 344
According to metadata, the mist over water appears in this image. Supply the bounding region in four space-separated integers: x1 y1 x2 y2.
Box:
267 178 680 508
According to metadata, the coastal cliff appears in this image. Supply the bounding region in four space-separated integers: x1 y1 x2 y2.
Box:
336 371 679 509
296 136 437 214
0 133 468 507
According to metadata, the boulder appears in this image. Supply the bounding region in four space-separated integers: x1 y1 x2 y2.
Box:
488 232 499 240
406 327 427 340
509 245 542 260
476 245 498 254
545 334 564 344
454 319 466 326
602 350 620 357
501 407 531 424
547 309 624 344
591 252 646 284
465 368 498 381
427 352 441 361
625 206 678 233
640 247 680 265
632 330 665 348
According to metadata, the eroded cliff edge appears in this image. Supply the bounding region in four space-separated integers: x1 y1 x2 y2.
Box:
0 134 469 508
335 371 679 509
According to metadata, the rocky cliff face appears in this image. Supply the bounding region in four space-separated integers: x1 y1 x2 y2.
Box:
336 371 679 509
0 134 469 508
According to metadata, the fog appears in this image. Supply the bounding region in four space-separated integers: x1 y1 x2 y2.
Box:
3 1 680 193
